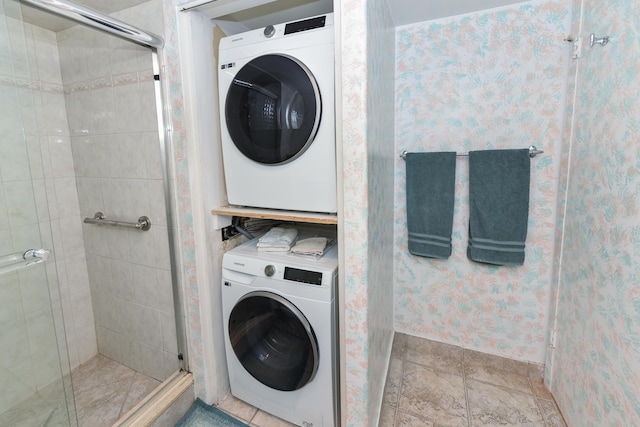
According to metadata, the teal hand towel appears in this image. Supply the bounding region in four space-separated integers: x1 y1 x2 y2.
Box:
467 149 531 266
405 152 457 259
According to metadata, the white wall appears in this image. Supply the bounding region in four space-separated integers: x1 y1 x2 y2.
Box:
175 9 230 403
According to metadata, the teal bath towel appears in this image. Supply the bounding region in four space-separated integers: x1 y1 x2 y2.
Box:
405 152 457 259
467 149 531 266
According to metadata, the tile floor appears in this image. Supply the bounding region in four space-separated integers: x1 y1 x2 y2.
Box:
380 333 566 427
217 394 298 427
217 333 567 427
0 354 160 427
72 354 161 426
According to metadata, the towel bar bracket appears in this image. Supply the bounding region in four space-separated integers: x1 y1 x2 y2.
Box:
528 145 544 157
400 145 544 160
590 33 609 48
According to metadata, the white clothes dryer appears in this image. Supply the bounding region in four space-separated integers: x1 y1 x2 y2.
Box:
221 227 339 426
218 14 336 213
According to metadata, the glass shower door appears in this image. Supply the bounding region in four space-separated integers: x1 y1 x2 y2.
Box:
0 0 77 425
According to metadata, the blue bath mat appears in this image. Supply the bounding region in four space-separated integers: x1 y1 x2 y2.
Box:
175 398 249 427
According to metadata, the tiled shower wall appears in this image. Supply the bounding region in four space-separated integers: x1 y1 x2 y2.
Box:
57 0 179 381
0 7 91 412
30 23 98 374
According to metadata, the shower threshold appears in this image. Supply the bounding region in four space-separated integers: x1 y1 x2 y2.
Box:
114 368 193 427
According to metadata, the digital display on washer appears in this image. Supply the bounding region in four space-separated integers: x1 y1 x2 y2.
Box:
284 267 323 285
284 16 326 35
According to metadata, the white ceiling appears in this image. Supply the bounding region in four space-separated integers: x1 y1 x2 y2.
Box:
205 0 333 35
18 0 149 32
388 0 530 27
186 0 531 34
17 0 531 33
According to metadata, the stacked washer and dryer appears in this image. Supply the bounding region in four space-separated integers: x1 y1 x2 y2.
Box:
218 14 339 427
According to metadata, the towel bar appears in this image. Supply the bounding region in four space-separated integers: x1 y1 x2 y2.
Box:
400 145 544 160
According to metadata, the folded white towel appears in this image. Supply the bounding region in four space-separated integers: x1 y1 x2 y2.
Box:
257 244 292 252
291 237 328 256
257 227 298 252
257 227 298 247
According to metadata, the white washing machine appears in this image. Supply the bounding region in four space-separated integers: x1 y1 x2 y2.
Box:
218 14 336 213
221 227 339 426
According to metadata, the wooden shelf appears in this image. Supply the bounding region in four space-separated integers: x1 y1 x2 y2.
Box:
211 205 338 225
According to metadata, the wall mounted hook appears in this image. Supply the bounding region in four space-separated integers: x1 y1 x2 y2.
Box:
590 33 609 48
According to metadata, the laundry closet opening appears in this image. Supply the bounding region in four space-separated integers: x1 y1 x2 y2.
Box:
0 0 189 425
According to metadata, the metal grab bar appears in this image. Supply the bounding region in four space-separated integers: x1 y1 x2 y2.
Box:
0 248 51 276
400 145 544 160
83 212 151 231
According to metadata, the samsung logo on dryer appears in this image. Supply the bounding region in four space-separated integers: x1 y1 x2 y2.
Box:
233 262 245 267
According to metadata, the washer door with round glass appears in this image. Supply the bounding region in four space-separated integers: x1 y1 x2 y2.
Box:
225 54 322 165
228 291 319 391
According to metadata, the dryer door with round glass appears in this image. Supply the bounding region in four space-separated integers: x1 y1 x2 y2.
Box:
228 291 319 391
225 54 322 165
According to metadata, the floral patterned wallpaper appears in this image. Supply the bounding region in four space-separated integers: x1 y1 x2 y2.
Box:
364 1 396 424
340 0 396 424
393 0 572 364
550 0 640 425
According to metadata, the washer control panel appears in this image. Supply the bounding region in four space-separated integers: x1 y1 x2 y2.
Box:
284 266 323 285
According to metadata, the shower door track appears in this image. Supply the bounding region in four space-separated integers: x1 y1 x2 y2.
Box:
18 0 190 375
19 0 163 48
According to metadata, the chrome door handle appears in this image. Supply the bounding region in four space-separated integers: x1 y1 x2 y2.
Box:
0 248 51 276
23 248 51 260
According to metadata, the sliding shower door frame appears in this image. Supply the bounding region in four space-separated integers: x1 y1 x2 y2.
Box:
151 48 190 373
18 0 189 373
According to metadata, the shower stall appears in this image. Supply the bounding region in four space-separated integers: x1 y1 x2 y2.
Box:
0 0 187 424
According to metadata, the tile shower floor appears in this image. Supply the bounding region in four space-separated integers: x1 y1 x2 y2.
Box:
0 354 160 427
72 355 161 426
217 333 567 427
